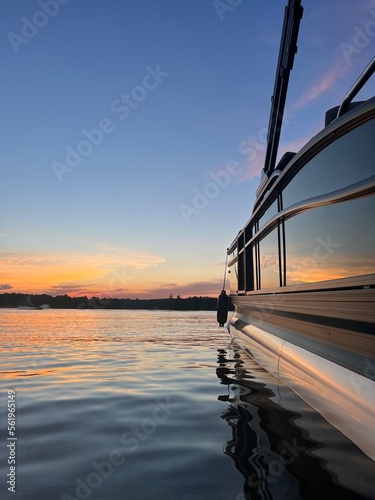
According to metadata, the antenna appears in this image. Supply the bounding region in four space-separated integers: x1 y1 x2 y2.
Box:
263 0 303 176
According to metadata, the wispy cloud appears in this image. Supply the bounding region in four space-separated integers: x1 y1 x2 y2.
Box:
241 133 318 183
291 58 350 112
0 248 166 297
0 284 12 291
241 155 264 182
148 279 223 299
276 134 319 162
1 248 165 272
286 254 374 285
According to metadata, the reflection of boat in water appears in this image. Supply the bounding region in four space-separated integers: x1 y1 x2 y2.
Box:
217 345 375 499
224 0 375 460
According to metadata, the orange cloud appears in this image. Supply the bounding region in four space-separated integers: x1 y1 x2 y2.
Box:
0 248 166 297
286 254 374 285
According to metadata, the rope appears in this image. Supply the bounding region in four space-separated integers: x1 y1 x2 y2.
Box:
222 249 229 291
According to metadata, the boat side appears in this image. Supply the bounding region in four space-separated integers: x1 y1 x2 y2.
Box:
227 97 375 459
229 286 375 460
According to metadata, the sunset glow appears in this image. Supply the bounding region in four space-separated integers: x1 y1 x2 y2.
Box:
1 1 374 300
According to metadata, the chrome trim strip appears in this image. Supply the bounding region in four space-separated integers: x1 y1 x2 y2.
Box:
241 273 375 294
231 288 375 365
245 175 375 247
234 286 375 325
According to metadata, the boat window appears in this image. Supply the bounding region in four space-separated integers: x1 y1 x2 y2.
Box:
259 198 278 230
245 245 255 292
255 242 260 290
238 230 244 251
228 247 237 263
284 195 375 286
238 251 245 292
228 247 238 294
229 260 238 294
282 118 375 208
259 229 280 289
245 222 252 245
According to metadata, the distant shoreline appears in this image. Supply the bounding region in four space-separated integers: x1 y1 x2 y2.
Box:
0 292 234 311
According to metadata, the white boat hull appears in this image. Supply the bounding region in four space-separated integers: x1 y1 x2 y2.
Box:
230 312 375 461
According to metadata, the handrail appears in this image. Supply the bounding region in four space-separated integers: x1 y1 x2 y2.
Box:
337 57 375 118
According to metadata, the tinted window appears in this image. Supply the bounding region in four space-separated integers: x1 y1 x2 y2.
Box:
238 251 245 291
284 196 375 286
228 248 237 265
254 243 259 290
245 223 252 245
245 246 254 292
229 260 238 294
259 198 278 230
260 229 279 289
228 248 238 293
283 118 375 208
238 231 244 251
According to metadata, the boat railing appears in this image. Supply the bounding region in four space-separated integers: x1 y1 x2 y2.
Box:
337 57 375 118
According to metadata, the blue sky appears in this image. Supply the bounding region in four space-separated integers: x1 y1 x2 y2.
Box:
1 0 374 298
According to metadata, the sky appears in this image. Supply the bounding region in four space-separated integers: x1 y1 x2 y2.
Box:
1 0 374 299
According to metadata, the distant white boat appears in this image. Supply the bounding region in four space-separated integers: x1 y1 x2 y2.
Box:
17 296 50 310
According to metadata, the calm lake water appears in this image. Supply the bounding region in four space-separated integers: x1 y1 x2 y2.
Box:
0 309 374 500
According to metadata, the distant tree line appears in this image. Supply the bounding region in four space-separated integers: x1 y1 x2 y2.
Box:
0 293 234 311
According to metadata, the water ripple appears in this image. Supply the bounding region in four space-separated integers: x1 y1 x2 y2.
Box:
0 309 374 500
